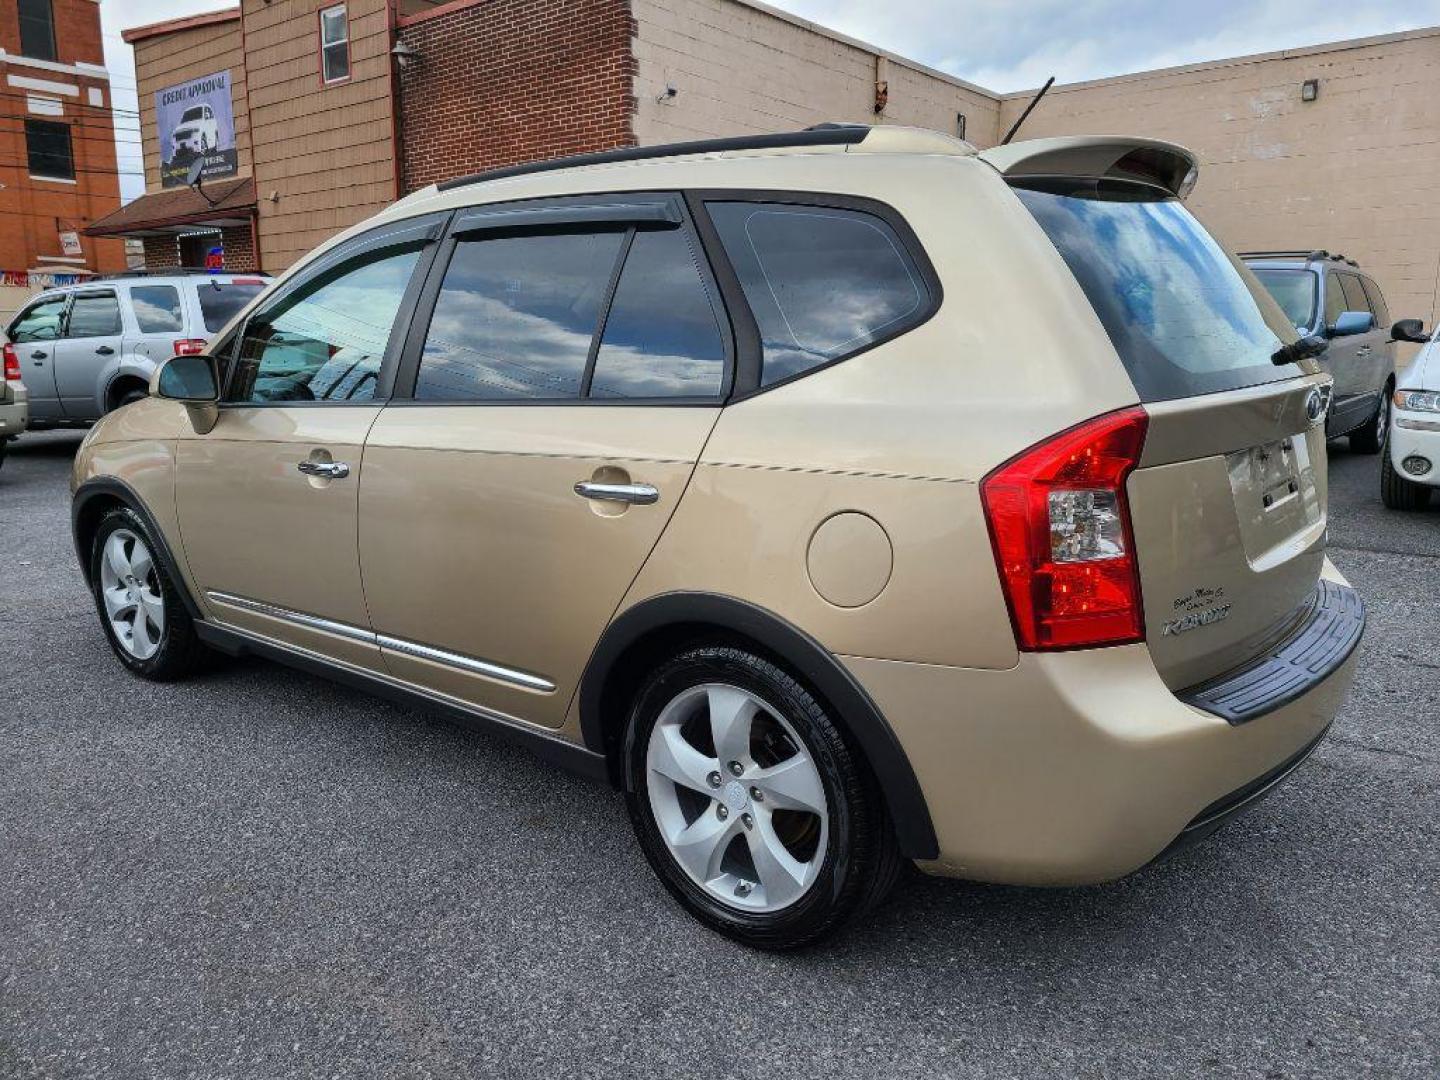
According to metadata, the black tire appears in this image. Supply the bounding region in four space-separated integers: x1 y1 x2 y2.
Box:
89 506 208 680
623 645 903 950
1380 437 1432 511
0 438 8 472
114 386 148 411
1349 386 1391 454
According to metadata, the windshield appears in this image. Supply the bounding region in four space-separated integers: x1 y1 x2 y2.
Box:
197 282 265 333
181 108 204 123
1013 177 1296 402
1251 268 1319 332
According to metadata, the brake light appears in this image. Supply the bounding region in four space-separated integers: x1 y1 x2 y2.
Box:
2 343 19 382
173 338 208 356
981 407 1149 651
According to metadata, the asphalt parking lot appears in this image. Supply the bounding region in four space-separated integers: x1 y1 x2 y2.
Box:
1 430 1436 1079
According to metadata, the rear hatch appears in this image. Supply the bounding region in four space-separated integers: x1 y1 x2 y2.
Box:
1013 175 1329 690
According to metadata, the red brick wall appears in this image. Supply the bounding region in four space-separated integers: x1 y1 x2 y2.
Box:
141 224 258 272
396 0 637 192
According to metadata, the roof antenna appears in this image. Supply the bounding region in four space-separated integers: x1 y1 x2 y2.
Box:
1001 76 1055 145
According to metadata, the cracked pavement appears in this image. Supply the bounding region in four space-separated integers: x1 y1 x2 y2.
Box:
1 431 1437 1079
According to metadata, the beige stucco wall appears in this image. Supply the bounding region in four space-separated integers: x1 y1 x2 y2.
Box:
631 0 1001 147
997 28 1440 328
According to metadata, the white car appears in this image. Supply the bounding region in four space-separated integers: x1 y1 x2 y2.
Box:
172 105 219 156
1383 322 1440 510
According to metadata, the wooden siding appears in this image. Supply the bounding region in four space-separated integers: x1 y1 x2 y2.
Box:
241 0 397 270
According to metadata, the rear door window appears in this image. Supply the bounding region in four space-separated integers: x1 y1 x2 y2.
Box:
198 282 266 333
1361 277 1391 327
65 292 122 338
1014 177 1294 402
129 285 183 333
706 201 929 387
589 228 726 399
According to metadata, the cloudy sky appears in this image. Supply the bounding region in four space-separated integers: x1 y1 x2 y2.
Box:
102 0 1440 201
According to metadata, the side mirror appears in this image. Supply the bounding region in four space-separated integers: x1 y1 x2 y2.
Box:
1329 310 1374 337
153 354 220 434
1390 317 1430 344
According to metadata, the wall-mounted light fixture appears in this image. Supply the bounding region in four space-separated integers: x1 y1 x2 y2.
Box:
391 40 418 69
656 82 678 105
1301 78 1319 102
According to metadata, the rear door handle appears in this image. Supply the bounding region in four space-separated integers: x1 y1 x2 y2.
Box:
95 345 115 356
30 351 46 361
574 480 659 505
297 460 350 479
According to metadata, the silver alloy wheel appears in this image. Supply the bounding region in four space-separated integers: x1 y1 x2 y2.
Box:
1377 392 1391 444
99 528 165 661
646 683 829 913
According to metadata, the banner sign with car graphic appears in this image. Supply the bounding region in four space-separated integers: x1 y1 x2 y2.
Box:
156 70 237 189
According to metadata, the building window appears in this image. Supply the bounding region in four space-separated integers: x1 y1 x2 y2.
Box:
25 119 74 181
18 0 56 62
319 5 350 84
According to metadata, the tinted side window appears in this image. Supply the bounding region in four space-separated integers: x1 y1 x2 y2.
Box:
9 297 66 342
1338 274 1372 316
66 293 122 337
230 245 420 404
414 231 624 401
590 228 726 399
1361 277 1391 327
130 286 183 333
199 283 266 333
706 201 927 386
1323 274 1346 328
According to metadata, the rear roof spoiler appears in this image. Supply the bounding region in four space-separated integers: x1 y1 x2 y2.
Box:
979 136 1199 199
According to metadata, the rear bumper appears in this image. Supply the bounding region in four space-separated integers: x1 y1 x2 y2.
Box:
1389 414 1440 487
0 398 27 438
844 561 1361 886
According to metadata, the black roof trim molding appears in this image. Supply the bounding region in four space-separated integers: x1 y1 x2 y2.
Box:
435 125 871 193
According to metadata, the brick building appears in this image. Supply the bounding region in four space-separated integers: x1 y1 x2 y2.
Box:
0 0 127 316
95 1 1440 326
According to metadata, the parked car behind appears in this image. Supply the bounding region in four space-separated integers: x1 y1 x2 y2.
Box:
1382 332 1440 510
0 343 27 472
71 126 1365 948
4 272 269 429
171 104 219 157
1242 250 1427 452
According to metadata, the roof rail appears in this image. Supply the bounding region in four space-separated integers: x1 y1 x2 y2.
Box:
435 124 872 193
92 267 272 281
1237 249 1328 260
1238 249 1360 267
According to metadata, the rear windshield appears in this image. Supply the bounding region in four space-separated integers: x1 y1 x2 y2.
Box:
197 282 265 333
1014 177 1295 402
1251 269 1319 332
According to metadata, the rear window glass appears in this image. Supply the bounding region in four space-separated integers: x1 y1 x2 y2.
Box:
1251 269 1318 333
1014 178 1295 402
198 282 265 333
130 285 183 333
706 201 928 387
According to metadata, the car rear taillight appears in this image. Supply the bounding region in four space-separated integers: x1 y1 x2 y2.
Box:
981 407 1149 651
3 343 20 382
173 338 208 356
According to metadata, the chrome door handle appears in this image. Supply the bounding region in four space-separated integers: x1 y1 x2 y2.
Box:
297 460 350 479
574 480 659 505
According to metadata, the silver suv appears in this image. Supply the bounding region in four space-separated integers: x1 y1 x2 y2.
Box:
1242 250 1426 452
3 272 269 429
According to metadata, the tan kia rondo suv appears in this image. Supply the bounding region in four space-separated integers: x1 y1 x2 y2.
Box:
71 125 1364 949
